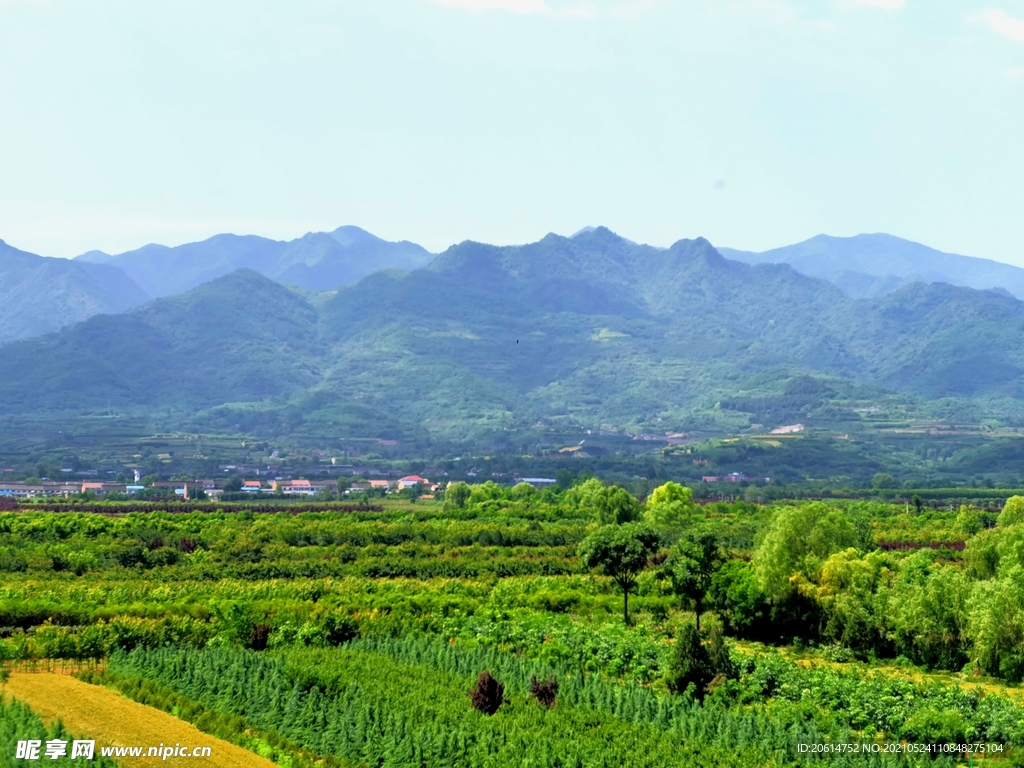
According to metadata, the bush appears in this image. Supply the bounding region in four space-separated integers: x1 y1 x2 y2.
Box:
528 676 558 708
323 615 359 646
666 623 713 699
468 671 504 715
251 623 271 651
705 623 735 679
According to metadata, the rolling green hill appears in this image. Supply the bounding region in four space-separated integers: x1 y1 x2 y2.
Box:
0 270 323 411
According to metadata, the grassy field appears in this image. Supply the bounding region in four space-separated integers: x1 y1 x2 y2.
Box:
4 673 277 768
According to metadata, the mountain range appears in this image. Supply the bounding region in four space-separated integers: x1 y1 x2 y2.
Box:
720 233 1024 300
0 226 432 345
4 227 1024 447
0 240 149 345
77 225 433 298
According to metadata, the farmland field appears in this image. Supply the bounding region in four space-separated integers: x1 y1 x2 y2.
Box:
3 482 1024 766
4 673 276 768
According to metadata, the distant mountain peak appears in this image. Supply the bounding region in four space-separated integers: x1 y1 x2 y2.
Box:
75 250 114 263
330 225 380 247
720 233 1024 301
87 226 432 297
0 241 149 344
570 226 639 247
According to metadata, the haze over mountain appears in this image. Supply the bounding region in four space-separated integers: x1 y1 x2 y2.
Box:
6 228 1024 445
719 234 1024 300
0 239 149 344
78 225 433 297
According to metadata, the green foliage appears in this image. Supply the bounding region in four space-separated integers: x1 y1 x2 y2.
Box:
578 523 661 624
566 479 641 525
966 565 1024 681
0 698 119 767
954 504 984 536
753 502 861 601
594 486 642 525
445 481 472 509
8 497 1024 767
103 638 963 767
661 529 723 631
643 482 696 528
704 621 735 680
872 473 898 489
999 495 1024 527
665 623 713 699
733 651 1024 748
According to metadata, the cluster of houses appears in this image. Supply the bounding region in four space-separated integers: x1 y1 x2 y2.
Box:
0 474 442 499
700 473 770 484
0 481 124 498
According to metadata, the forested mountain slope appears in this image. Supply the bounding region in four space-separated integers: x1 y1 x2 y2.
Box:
0 239 148 344
5 228 1024 440
0 270 323 411
78 225 433 296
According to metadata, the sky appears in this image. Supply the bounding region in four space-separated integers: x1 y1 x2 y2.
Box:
0 0 1022 263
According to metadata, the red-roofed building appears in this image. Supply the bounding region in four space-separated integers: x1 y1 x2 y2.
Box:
397 475 428 490
272 479 314 495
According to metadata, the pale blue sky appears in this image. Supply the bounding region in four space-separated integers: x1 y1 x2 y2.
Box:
0 0 1022 263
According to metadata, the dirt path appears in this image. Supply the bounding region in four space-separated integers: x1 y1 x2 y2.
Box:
4 672 277 768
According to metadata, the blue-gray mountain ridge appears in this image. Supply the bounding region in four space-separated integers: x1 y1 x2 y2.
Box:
719 233 1024 300
0 226 433 344
77 224 433 298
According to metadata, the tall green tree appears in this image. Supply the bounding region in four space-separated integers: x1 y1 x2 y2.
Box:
444 482 471 509
595 485 641 525
665 622 713 699
662 529 723 631
998 495 1024 527
643 481 696 528
753 502 860 602
578 522 661 624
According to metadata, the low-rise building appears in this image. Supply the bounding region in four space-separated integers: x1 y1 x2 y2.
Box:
397 475 429 490
0 483 45 497
272 479 332 495
81 482 125 496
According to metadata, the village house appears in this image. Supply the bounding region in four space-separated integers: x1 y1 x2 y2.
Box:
0 483 46 497
81 482 125 496
270 479 334 495
272 479 314 495
397 475 429 490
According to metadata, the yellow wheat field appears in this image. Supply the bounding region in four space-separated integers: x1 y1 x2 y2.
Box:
4 672 277 768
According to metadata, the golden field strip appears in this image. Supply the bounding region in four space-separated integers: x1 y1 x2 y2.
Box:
4 672 277 767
